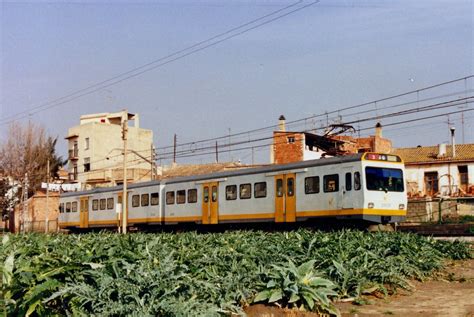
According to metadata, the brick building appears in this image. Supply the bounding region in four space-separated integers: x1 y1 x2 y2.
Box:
271 116 392 164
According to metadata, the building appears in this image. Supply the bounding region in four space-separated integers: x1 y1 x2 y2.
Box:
271 116 392 164
65 111 154 189
393 144 474 198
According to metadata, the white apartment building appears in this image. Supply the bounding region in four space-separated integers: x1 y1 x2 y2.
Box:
65 111 154 189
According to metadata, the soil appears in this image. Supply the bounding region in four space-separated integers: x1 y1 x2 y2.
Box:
245 259 474 317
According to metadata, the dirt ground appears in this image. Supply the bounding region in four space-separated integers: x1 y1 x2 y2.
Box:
337 258 474 317
245 259 474 317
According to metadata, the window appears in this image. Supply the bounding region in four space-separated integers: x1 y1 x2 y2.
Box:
203 187 209 203
226 185 237 200
287 178 295 196
85 137 90 150
354 172 361 190
305 176 320 194
240 184 251 199
423 171 438 196
151 192 159 205
366 167 404 192
92 199 99 211
100 199 106 210
84 157 90 172
59 203 64 213
459 166 468 193
71 201 78 212
177 190 186 204
188 189 197 203
287 136 295 143
254 182 267 198
132 195 140 207
141 194 149 206
212 186 218 202
345 172 352 191
166 191 175 205
107 198 114 210
276 179 283 197
324 174 339 192
66 202 71 213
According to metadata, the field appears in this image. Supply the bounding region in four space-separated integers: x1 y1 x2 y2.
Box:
1 230 472 316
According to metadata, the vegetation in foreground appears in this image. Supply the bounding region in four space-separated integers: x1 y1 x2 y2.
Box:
1 230 472 316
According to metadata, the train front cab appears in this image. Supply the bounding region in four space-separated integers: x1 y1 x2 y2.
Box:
360 153 407 223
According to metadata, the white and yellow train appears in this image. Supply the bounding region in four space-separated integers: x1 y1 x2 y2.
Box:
59 153 407 230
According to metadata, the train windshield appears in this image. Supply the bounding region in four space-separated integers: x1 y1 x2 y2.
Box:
365 167 404 192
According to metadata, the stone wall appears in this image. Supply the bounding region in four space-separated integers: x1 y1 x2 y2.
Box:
404 198 473 224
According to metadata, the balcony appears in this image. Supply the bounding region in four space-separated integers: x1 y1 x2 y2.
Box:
68 172 78 182
68 148 79 160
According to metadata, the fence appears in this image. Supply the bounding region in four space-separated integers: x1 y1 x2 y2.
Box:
404 197 474 224
22 220 59 233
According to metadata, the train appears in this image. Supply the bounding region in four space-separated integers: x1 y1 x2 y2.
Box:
58 152 407 230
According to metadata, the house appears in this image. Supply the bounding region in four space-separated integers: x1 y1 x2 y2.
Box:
65 110 155 189
393 144 474 198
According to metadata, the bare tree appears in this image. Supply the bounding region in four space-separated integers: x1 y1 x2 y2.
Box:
0 121 65 200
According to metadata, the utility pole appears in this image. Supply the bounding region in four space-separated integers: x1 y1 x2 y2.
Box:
151 144 155 180
122 119 128 234
215 141 218 163
173 134 177 164
21 173 28 233
45 159 50 233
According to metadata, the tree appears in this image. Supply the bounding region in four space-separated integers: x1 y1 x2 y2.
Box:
0 121 66 202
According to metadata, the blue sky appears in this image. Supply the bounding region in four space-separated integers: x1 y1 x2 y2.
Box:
1 0 473 164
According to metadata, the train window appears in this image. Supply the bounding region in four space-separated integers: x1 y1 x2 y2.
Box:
92 199 99 211
287 178 295 196
365 167 404 192
254 182 267 198
141 194 149 206
240 184 251 199
276 179 283 197
203 187 209 203
188 189 197 203
345 173 352 191
151 193 159 205
212 186 218 202
71 201 78 212
107 198 114 210
100 199 106 210
66 202 71 213
132 195 140 207
305 176 320 194
166 191 175 205
59 203 64 213
226 185 237 200
177 190 186 204
323 174 339 192
354 172 361 190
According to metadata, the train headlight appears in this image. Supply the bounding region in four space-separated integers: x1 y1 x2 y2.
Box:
368 202 374 209
399 204 405 210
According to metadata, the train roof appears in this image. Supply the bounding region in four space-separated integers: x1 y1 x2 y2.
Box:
61 153 364 197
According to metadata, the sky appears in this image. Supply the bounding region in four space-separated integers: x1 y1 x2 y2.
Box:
1 0 473 165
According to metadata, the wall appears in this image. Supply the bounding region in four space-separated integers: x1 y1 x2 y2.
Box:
272 132 304 164
404 198 473 224
404 162 474 197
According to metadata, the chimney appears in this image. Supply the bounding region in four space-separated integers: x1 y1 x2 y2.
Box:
450 126 456 157
375 122 382 138
278 115 286 132
438 143 447 158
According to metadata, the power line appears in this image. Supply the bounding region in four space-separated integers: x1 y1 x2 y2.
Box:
153 76 474 151
1 0 319 125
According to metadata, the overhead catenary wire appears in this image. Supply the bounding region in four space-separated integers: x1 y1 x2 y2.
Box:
1 0 320 125
152 76 474 152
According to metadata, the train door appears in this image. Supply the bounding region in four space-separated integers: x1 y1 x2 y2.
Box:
79 197 89 228
202 182 219 224
274 173 296 222
342 168 354 209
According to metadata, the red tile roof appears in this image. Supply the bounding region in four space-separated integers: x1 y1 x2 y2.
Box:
158 162 261 180
393 144 474 164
